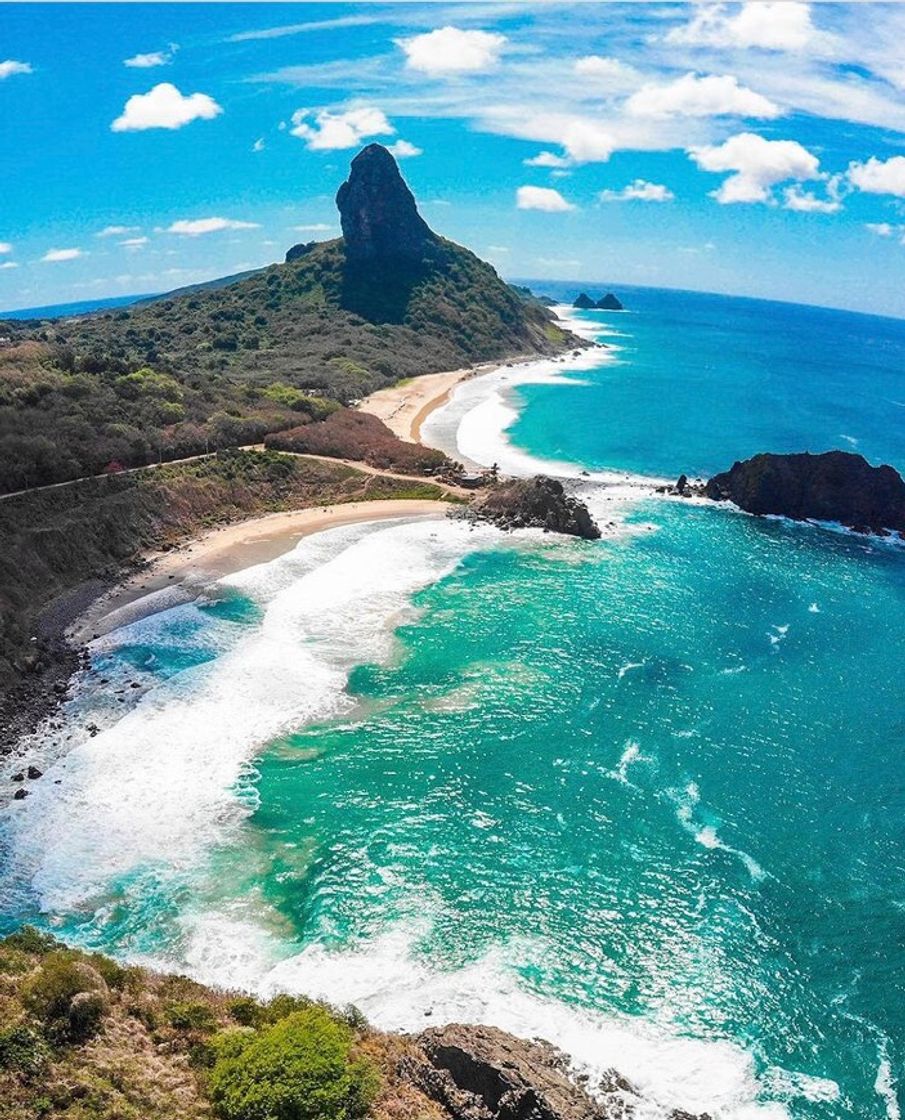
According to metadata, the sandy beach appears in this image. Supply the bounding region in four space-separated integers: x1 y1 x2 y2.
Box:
358 359 517 443
72 499 449 642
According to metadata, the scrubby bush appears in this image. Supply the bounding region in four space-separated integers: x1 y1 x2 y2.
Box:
22 952 110 1040
208 1006 379 1120
265 409 452 476
166 1000 219 1032
0 1024 51 1076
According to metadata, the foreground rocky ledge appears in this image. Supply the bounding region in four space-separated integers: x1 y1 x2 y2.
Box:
466 476 601 540
402 1023 707 1120
1 929 706 1120
703 450 905 536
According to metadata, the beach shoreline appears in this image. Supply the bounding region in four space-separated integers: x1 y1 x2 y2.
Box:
70 499 451 643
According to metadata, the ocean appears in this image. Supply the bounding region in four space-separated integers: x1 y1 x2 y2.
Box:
2 286 903 1120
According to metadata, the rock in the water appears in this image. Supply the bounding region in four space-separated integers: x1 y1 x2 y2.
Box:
573 293 597 310
596 293 623 311
704 450 905 535
336 143 436 261
470 477 601 540
401 1023 629 1120
27 765 42 779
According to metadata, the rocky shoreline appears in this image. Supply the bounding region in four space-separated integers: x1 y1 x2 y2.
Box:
400 1022 709 1120
0 576 113 757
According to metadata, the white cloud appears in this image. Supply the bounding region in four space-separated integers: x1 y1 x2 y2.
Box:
689 131 820 203
42 248 83 262
516 186 576 212
865 222 895 237
397 27 506 75
782 186 841 213
124 45 177 68
0 242 12 254
524 151 571 169
290 106 393 150
252 137 265 152
166 218 260 236
0 60 32 80
599 179 675 202
667 2 827 52
573 56 640 89
627 73 780 119
120 236 149 249
0 261 18 270
111 83 222 132
488 245 509 253
386 139 422 158
96 225 140 238
292 223 334 233
847 155 905 198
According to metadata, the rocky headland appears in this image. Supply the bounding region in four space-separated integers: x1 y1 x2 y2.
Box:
703 450 905 536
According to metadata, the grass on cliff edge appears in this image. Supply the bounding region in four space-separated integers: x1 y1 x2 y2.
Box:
0 927 441 1120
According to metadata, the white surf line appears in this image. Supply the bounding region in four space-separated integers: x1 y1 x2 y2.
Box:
420 304 671 498
1 517 503 912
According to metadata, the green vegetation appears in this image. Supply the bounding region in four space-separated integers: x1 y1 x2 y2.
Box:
0 238 566 494
265 409 452 476
0 927 444 1120
209 1007 378 1120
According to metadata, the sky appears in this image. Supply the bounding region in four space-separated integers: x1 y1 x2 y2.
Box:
2 1 905 318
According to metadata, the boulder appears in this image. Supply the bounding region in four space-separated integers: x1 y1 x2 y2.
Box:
704 450 905 535
469 477 601 540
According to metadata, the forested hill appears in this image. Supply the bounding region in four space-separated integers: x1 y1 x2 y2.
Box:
0 144 572 494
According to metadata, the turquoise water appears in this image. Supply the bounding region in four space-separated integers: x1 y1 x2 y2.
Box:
512 284 905 479
2 287 904 1119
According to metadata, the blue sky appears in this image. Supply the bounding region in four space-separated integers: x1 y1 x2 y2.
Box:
2 1 905 317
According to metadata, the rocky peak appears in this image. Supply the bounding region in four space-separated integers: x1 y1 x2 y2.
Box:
336 143 436 261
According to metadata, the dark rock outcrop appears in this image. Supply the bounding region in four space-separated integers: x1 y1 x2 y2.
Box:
704 450 905 535
336 143 436 262
573 293 597 310
285 241 316 263
596 293 623 311
401 1023 625 1120
469 477 601 540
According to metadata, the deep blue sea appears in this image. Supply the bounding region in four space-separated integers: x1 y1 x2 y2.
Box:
2 285 903 1120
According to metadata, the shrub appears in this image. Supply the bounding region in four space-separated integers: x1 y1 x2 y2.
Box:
265 410 451 477
23 952 110 1040
0 1023 52 1076
208 1006 379 1120
1 926 59 956
166 1000 218 1032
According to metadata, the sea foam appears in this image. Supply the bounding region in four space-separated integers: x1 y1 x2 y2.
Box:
4 516 498 915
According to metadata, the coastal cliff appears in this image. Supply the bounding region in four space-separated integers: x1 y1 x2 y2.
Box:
0 928 703 1120
704 450 905 535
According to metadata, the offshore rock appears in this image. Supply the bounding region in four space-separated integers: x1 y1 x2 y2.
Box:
468 476 601 540
336 143 436 261
573 293 597 310
596 293 623 310
704 450 905 535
